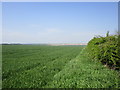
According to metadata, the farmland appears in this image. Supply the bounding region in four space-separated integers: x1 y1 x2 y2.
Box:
2 45 120 88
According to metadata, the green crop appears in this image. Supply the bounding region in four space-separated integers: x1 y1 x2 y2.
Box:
2 45 119 88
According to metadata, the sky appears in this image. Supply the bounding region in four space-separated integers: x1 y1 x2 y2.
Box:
1 0 119 2
0 2 2 43
2 2 118 44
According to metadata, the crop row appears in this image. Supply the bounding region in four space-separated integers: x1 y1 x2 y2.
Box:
2 45 84 88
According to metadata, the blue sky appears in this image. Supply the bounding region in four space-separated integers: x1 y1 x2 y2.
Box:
2 2 118 44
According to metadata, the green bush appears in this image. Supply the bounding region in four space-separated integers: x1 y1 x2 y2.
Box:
87 33 120 70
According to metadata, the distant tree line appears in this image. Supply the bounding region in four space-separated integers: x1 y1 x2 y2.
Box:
2 43 22 45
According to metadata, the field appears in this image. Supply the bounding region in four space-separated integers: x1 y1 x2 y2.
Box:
2 45 120 88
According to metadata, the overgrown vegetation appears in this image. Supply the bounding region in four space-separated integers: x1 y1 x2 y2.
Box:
87 31 120 70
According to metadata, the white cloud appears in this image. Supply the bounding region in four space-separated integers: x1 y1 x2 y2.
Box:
46 28 62 33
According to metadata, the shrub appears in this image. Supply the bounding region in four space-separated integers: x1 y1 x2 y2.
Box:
87 32 120 70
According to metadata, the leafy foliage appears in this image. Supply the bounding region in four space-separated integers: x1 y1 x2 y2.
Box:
87 33 120 70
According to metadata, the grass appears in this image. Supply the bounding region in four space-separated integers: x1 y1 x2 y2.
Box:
0 45 2 89
45 48 119 88
2 45 120 88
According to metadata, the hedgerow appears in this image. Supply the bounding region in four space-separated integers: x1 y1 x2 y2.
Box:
87 32 120 70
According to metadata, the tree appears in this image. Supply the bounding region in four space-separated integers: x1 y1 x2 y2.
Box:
106 31 109 37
